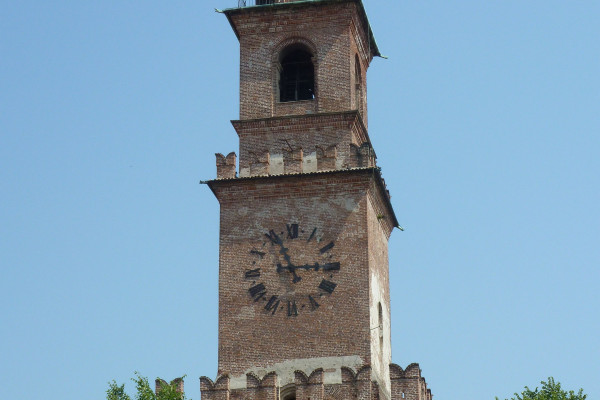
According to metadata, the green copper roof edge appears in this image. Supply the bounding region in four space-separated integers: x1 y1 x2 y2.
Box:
218 0 382 58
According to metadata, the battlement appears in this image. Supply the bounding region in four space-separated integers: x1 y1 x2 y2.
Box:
201 365 376 400
155 377 185 396
229 111 376 178
200 363 432 400
390 364 433 400
215 152 237 179
215 142 375 180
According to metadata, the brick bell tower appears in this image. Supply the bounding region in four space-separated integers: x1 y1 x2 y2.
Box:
201 1 433 400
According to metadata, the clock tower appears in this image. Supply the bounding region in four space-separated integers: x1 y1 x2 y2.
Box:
201 1 433 400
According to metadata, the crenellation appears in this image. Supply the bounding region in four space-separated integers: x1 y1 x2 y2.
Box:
316 144 337 171
348 142 376 168
216 152 237 179
201 365 431 400
236 372 278 400
200 375 230 392
221 146 384 178
233 111 374 177
249 151 270 176
283 147 303 174
295 369 324 400
221 142 384 178
389 364 433 400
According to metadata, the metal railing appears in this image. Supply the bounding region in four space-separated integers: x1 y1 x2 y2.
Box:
238 0 294 7
239 0 269 6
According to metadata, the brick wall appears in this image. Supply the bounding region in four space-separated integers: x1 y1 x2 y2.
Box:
227 1 373 124
211 171 373 376
206 168 399 396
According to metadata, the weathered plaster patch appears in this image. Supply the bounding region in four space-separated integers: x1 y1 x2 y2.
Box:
330 196 359 212
239 167 250 177
270 153 284 175
237 305 255 319
303 151 317 173
336 154 345 170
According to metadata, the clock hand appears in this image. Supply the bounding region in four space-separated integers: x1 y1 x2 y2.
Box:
269 230 303 283
268 230 294 264
290 269 302 283
283 262 341 272
276 263 302 283
280 247 293 265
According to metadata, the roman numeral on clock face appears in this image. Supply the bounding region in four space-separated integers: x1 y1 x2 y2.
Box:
286 223 299 239
265 295 280 315
250 250 265 258
323 262 340 271
307 228 317 242
248 283 266 301
308 295 320 310
287 300 298 317
319 279 337 294
320 241 335 254
245 268 261 279
265 230 281 245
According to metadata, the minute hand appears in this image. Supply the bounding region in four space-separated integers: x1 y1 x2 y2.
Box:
269 231 301 281
290 262 341 272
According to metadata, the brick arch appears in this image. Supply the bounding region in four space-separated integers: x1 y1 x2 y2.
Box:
280 383 296 400
272 36 318 63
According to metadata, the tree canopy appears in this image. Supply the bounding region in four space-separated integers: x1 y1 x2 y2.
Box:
106 372 187 400
497 377 586 400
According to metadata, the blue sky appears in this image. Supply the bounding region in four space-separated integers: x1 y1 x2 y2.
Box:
1 1 598 399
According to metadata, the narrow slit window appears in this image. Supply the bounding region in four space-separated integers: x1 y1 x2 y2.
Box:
378 302 384 352
280 48 314 102
355 54 363 112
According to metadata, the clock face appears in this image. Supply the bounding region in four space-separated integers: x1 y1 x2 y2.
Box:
244 223 340 317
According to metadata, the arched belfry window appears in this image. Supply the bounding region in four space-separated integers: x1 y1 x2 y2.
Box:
279 46 315 102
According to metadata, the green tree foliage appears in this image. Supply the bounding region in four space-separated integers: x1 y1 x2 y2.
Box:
106 372 188 400
106 381 131 400
497 377 586 400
